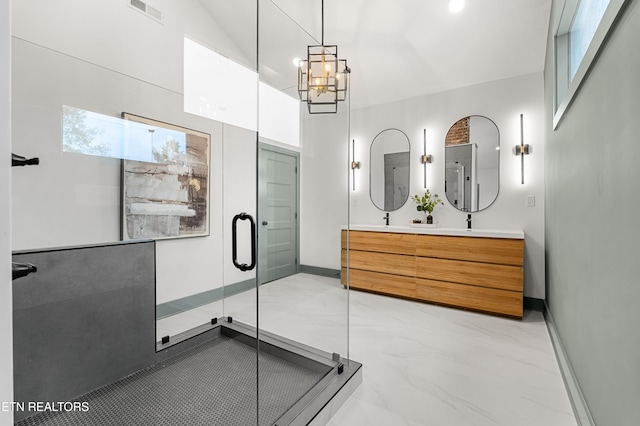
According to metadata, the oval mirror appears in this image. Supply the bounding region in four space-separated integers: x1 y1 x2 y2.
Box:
370 129 411 211
444 116 499 212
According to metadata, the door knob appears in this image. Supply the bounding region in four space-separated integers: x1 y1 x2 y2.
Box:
262 221 268 226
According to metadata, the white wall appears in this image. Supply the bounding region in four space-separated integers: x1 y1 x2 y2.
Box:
11 0 257 309
299 111 349 271
302 73 546 299
11 0 252 94
222 125 257 287
1 0 13 422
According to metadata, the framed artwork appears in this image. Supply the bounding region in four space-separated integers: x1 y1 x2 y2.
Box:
121 113 210 240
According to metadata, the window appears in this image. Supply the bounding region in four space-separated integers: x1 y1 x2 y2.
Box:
183 37 300 147
569 0 610 79
554 0 628 128
62 106 187 162
183 37 258 132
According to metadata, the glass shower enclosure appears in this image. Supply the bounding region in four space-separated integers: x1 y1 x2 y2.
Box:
10 0 355 424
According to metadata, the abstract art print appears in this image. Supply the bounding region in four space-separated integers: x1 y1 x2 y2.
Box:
121 113 210 240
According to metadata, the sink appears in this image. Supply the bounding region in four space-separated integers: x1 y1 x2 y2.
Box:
343 224 524 239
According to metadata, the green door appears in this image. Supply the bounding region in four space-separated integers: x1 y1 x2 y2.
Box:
258 145 299 284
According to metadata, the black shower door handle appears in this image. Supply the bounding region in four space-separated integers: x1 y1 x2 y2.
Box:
232 212 256 271
12 262 37 280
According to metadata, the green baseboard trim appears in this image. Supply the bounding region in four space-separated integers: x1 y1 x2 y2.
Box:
224 278 257 297
524 297 545 312
156 278 256 319
544 302 595 426
299 265 341 279
156 267 338 320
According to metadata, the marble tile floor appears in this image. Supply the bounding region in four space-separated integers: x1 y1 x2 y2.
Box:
158 273 576 426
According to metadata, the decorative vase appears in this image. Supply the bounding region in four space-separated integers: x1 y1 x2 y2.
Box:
422 211 433 224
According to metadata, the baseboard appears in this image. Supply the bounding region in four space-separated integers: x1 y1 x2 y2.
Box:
300 265 341 279
544 302 595 426
156 279 256 319
157 267 339 320
524 297 545 312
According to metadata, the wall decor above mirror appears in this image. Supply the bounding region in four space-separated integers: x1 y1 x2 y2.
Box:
444 116 499 212
370 128 411 211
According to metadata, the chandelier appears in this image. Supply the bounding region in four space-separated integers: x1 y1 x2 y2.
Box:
297 0 350 114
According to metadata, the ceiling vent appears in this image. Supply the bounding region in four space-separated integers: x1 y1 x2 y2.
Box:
128 0 163 24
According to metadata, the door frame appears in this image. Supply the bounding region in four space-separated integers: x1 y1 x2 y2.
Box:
257 142 301 284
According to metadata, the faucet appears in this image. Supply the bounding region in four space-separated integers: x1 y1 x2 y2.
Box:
383 212 389 226
466 214 472 230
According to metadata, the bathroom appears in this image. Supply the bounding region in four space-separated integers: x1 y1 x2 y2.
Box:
3 0 640 425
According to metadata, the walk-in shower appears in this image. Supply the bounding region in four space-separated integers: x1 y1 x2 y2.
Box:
10 1 359 424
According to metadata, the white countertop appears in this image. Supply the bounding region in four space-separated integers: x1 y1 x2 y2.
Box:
343 224 524 239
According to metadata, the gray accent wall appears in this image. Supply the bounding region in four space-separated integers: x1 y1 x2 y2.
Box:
12 241 156 422
544 1 640 424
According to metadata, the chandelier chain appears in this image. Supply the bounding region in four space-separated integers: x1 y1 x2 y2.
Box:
321 0 324 45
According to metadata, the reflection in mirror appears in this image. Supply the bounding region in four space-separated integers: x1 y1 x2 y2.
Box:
444 116 499 212
370 129 411 211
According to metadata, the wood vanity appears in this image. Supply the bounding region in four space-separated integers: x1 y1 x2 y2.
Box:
341 226 524 318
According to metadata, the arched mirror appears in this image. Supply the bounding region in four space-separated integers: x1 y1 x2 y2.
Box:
370 129 411 211
444 116 499 212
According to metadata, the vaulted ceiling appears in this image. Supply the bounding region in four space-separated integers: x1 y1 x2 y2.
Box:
202 0 552 110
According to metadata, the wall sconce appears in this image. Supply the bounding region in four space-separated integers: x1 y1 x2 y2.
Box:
515 113 531 184
351 139 360 191
421 129 433 188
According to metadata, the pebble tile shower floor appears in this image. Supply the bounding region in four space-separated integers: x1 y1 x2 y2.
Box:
15 334 329 426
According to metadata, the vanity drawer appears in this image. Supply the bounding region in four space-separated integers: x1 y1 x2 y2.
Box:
415 278 523 318
342 230 416 255
416 257 522 292
343 249 415 277
416 235 524 266
341 228 525 319
346 269 416 298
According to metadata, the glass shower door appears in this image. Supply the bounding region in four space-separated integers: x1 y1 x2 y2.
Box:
253 0 353 423
11 0 354 423
11 0 262 424
184 2 262 425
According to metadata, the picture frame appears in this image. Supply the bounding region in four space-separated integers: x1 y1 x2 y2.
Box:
121 113 211 240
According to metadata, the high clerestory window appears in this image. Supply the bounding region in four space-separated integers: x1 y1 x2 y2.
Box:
568 0 610 78
554 0 628 128
183 37 301 148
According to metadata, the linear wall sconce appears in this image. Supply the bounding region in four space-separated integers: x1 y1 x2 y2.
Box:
515 114 530 184
351 139 360 191
421 129 432 188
